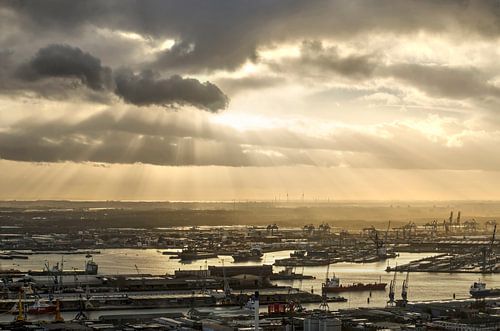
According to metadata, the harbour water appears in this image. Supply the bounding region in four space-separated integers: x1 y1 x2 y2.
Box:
1 249 498 322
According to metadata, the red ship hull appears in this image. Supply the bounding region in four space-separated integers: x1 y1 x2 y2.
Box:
322 282 387 293
28 306 56 315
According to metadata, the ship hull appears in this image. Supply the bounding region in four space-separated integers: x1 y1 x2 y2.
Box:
470 289 500 298
232 256 262 262
28 306 56 315
178 253 218 261
322 283 387 293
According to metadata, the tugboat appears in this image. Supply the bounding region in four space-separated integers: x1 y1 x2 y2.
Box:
28 299 56 315
11 298 56 315
232 246 263 262
469 281 500 298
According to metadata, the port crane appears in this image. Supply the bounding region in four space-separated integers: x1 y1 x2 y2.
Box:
384 221 391 243
401 270 410 305
222 259 231 297
367 227 387 258
387 266 397 307
266 224 279 235
319 263 330 311
480 224 497 272
482 224 497 272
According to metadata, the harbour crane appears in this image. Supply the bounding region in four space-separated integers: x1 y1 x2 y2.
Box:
266 224 279 235
385 221 391 242
481 224 496 272
368 228 387 258
488 225 496 272
387 267 397 307
319 223 331 234
401 270 410 305
222 259 231 297
319 263 330 311
303 224 315 236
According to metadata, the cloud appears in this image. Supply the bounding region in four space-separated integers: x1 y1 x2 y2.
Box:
297 40 376 78
2 0 500 173
1 108 500 170
385 64 500 100
17 44 113 91
0 44 229 111
268 40 500 104
216 75 284 95
114 70 228 112
3 1 500 73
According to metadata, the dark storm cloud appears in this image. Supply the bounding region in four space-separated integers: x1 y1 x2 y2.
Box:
0 44 228 111
114 70 228 112
3 1 500 72
17 44 113 91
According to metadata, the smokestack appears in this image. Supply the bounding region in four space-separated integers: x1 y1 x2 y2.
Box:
457 211 461 225
254 291 259 331
449 211 453 224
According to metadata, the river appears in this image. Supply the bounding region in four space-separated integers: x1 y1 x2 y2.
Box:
0 249 498 322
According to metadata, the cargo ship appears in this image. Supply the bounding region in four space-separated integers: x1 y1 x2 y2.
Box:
322 275 386 293
28 260 98 276
175 248 218 261
270 266 315 280
232 247 263 262
469 281 500 298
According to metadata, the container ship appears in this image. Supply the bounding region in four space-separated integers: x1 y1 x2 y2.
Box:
322 275 386 293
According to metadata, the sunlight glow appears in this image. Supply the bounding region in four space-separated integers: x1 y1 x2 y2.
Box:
212 112 279 131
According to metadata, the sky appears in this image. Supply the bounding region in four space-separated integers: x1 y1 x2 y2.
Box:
2 0 500 201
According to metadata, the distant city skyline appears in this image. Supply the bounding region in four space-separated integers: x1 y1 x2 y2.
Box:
2 1 500 200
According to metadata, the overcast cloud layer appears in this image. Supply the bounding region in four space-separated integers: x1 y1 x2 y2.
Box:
1 0 500 172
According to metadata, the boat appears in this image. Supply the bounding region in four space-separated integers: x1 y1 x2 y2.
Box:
326 296 348 302
28 299 56 315
469 281 500 298
274 256 331 267
322 275 386 293
10 298 56 315
232 247 263 262
177 248 218 261
270 266 315 280
290 250 306 258
28 260 98 276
